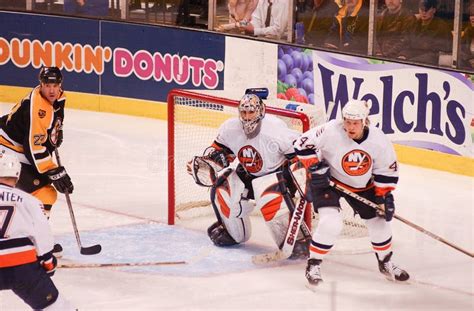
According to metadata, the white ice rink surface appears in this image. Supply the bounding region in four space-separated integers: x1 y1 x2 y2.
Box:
0 107 473 310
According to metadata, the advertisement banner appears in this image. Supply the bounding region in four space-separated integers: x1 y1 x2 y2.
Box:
0 11 100 94
276 46 473 157
0 12 225 101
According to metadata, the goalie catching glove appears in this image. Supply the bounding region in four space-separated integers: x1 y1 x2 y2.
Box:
47 166 74 194
187 149 230 187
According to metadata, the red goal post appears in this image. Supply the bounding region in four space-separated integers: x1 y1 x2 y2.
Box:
167 89 311 225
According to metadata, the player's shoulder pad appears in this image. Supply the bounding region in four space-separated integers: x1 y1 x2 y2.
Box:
221 117 242 130
263 114 287 127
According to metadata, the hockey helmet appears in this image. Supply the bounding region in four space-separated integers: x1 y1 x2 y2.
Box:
238 93 266 135
342 99 371 125
0 153 21 179
39 67 63 84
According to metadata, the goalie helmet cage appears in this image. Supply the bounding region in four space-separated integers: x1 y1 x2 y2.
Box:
167 89 370 254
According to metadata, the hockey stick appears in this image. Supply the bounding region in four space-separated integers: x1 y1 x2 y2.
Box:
330 181 474 258
251 170 312 264
278 170 311 239
252 194 307 264
252 168 310 264
58 260 186 269
54 149 102 255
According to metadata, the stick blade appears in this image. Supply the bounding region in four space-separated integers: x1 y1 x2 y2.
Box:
252 249 290 264
80 244 102 255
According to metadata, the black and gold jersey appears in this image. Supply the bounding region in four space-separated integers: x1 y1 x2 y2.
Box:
0 86 65 174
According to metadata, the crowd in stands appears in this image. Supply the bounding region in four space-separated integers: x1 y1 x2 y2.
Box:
0 0 472 71
295 0 473 70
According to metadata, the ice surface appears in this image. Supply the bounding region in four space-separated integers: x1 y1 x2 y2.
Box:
0 107 472 310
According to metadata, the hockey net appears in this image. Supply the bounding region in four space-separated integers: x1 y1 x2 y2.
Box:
167 89 370 254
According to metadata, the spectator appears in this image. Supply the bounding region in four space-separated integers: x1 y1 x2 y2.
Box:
176 0 208 28
399 0 452 65
64 0 109 17
460 1 474 69
239 0 289 39
302 0 342 46
228 0 258 23
323 0 370 54
375 0 416 58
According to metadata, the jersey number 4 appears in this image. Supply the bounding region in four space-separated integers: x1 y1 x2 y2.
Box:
0 206 15 238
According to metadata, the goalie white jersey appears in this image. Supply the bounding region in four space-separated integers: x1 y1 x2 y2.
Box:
0 184 54 267
213 115 299 177
294 119 399 193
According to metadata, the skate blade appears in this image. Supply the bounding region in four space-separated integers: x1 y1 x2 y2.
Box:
305 281 322 292
383 275 410 284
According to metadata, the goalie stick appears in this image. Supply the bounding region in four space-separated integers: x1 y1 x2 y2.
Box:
54 149 102 255
252 170 310 264
330 181 474 258
58 260 187 268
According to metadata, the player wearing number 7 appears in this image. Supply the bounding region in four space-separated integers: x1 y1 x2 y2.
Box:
187 91 310 259
294 99 409 286
0 153 75 310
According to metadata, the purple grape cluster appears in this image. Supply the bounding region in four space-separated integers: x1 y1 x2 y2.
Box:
277 45 314 105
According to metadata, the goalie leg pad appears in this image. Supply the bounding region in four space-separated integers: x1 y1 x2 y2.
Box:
210 170 252 244
253 173 292 247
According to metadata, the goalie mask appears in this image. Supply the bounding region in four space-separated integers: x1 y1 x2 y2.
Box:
238 94 265 136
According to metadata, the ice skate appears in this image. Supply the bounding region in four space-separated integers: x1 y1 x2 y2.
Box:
376 252 409 282
305 258 323 286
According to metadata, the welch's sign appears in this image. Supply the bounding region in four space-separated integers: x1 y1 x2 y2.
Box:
313 52 473 157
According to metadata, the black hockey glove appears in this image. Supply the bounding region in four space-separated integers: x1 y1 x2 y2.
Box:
47 166 74 194
375 192 395 221
309 161 331 190
38 251 57 277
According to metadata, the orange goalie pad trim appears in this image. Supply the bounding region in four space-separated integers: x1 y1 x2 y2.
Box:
260 195 283 221
216 189 231 218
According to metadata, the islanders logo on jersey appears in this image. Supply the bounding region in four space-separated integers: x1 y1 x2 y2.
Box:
238 145 263 174
341 149 372 176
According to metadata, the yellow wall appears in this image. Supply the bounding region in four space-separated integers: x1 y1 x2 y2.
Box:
1 85 472 177
0 85 167 119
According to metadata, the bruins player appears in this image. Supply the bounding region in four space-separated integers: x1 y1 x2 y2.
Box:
0 67 74 255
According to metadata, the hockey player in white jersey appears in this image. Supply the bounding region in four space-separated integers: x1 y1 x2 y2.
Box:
188 92 310 258
0 153 75 310
294 99 409 285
